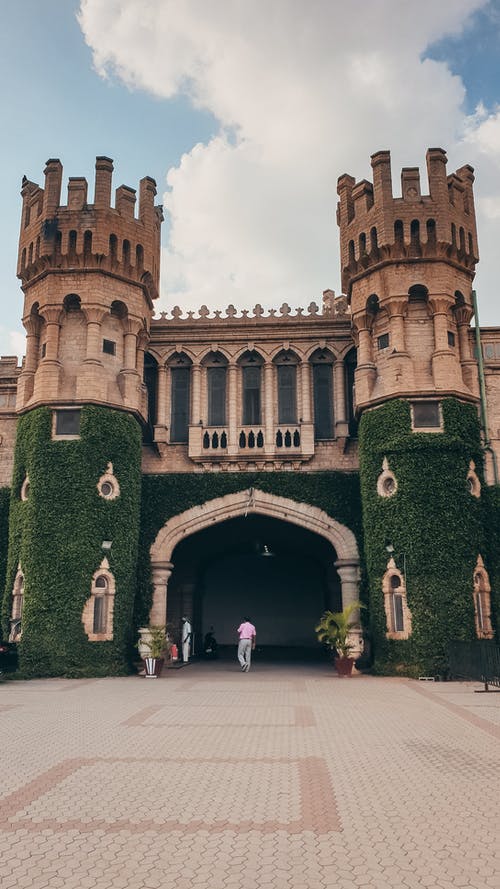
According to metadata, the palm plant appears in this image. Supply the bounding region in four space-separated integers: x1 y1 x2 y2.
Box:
315 603 364 658
139 625 167 659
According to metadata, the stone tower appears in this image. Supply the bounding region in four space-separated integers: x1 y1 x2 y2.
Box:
3 159 162 677
337 148 479 414
16 157 162 417
337 149 486 674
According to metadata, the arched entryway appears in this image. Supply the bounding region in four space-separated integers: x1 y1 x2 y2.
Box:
149 489 361 655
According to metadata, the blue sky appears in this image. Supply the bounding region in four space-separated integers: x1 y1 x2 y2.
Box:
2 1 500 357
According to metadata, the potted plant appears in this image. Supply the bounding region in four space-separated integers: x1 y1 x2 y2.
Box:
138 625 167 678
315 603 364 676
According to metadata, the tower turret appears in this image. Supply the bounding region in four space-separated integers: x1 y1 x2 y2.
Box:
337 148 479 412
16 157 163 419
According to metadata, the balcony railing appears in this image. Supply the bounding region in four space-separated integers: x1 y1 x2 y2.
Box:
188 423 313 462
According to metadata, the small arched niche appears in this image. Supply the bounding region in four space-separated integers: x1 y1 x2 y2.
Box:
382 558 412 640
82 558 116 641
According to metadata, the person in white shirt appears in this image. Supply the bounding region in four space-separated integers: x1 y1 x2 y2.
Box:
237 617 256 672
181 616 192 663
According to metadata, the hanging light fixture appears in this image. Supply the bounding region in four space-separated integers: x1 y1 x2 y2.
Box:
261 544 275 557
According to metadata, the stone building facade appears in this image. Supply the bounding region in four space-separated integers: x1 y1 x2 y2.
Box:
1 148 499 676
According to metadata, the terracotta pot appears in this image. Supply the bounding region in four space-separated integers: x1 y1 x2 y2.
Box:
334 656 355 676
143 656 165 678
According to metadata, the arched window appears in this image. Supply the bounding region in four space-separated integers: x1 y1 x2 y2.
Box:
9 566 24 642
359 232 367 256
239 351 264 425
203 352 228 426
136 244 144 270
348 240 355 264
109 234 118 260
82 560 116 641
394 220 404 247
68 230 77 252
472 556 494 639
382 559 412 640
168 352 192 443
83 230 92 258
310 349 334 440
370 227 378 253
426 219 436 248
274 350 298 424
123 239 131 266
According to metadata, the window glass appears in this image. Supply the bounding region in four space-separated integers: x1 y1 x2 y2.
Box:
242 366 261 425
313 363 334 440
392 594 405 632
93 596 106 634
277 365 297 424
208 367 227 426
377 333 389 350
412 402 440 428
170 367 190 442
102 339 116 356
55 410 81 436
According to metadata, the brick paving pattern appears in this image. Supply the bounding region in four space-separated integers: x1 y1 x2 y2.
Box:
0 663 499 888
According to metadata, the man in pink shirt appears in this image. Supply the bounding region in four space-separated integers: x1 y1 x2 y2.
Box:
237 617 256 672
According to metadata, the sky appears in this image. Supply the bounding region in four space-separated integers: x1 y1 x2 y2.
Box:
2 0 500 359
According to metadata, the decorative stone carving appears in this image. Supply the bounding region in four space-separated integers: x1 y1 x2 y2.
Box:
466 460 481 498
97 462 120 501
377 457 397 497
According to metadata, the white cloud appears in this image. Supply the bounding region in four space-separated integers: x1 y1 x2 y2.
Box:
0 326 24 361
78 0 500 322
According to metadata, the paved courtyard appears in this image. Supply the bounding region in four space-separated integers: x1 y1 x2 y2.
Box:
0 661 499 889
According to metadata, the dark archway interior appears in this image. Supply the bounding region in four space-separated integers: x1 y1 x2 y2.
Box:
168 515 340 659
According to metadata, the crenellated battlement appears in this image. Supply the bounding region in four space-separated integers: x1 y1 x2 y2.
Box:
337 148 478 295
18 157 163 305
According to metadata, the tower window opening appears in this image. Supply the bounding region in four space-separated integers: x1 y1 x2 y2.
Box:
370 226 378 252
83 230 92 257
447 331 455 348
459 227 466 253
377 333 389 351
123 239 131 266
451 222 457 246
109 234 118 259
136 244 144 269
68 230 77 252
468 232 474 255
102 339 116 356
426 219 436 246
348 240 355 264
394 219 404 246
359 232 367 256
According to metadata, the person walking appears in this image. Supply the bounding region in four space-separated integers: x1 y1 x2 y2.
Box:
237 617 256 672
181 616 192 663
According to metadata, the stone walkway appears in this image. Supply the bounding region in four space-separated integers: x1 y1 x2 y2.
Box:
0 661 499 888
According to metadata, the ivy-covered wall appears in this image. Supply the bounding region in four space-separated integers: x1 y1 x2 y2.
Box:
136 472 364 629
1 405 142 677
0 487 10 617
358 397 491 676
483 485 500 627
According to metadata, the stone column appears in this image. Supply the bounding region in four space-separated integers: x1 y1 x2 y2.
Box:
429 295 458 389
300 359 312 423
16 314 41 408
385 296 407 353
156 365 167 427
83 307 106 363
352 312 376 408
384 295 414 390
119 318 142 411
334 358 348 438
334 558 363 655
263 361 274 453
33 307 61 401
148 561 173 627
455 305 477 395
228 363 238 455
191 364 202 425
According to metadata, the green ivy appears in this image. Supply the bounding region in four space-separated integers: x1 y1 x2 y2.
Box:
0 488 10 620
1 406 142 677
358 398 491 676
135 471 365 629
